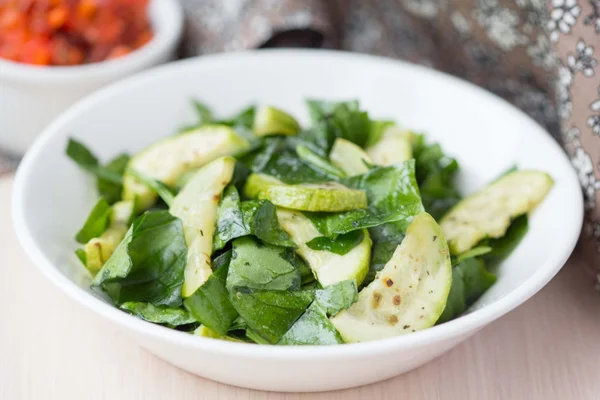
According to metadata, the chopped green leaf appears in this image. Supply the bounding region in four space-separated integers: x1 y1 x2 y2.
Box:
92 210 187 307
66 138 124 185
484 215 529 266
315 280 358 316
304 100 371 149
306 161 424 236
98 154 130 203
75 198 112 244
455 246 493 264
278 303 343 345
229 288 314 344
75 248 87 266
437 257 496 324
306 230 364 256
213 186 295 251
193 100 214 125
220 106 256 129
184 261 239 335
126 168 175 206
226 237 301 291
296 144 345 179
120 302 196 326
412 134 461 219
365 119 395 148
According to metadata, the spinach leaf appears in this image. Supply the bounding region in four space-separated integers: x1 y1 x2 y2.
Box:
92 210 187 307
184 260 239 335
413 134 461 220
229 288 314 344
126 168 175 206
315 280 358 316
455 246 492 264
295 144 345 179
212 249 232 271
75 198 111 244
193 100 214 125
75 248 87 266
437 257 496 324
260 150 333 184
484 215 529 267
98 154 130 203
306 161 424 236
220 106 256 129
363 222 405 286
278 302 343 345
305 100 371 149
306 230 364 256
227 237 301 291
365 119 395 148
120 302 196 326
213 186 295 251
66 138 129 204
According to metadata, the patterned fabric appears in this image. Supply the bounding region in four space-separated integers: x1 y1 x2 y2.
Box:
179 0 600 279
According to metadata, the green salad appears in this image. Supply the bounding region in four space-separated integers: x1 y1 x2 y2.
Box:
67 99 553 344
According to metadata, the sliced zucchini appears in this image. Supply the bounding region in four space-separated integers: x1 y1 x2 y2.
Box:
170 156 235 297
84 200 134 274
123 125 249 211
253 105 300 137
330 138 372 176
276 209 371 286
366 126 415 166
193 326 245 342
330 213 452 343
440 170 553 255
244 173 367 212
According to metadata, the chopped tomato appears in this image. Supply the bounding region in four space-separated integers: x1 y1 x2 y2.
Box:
0 0 153 66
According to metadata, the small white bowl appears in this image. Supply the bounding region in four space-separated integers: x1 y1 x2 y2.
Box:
12 50 583 392
0 0 183 155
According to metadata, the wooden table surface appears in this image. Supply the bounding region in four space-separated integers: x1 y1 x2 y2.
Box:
2 173 600 400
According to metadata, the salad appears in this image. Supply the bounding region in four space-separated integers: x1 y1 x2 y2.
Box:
67 99 553 344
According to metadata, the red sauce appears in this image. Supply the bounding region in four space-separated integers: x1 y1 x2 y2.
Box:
0 0 153 66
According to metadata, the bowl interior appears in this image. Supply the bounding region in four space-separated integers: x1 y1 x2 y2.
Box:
14 50 582 345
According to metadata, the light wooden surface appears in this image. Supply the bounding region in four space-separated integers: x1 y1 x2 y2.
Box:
2 173 600 400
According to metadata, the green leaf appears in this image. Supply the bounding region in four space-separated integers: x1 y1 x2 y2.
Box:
193 100 214 125
92 210 187 308
184 261 239 335
260 150 333 184
295 144 345 179
66 138 129 204
226 237 301 291
126 168 175 206
66 138 124 185
229 288 314 344
412 134 461 220
315 280 358 316
306 160 424 236
304 100 371 149
75 248 87 266
75 198 112 244
455 246 493 264
484 215 529 266
278 302 343 345
98 154 130 204
213 186 296 251
120 302 196 326
437 257 496 324
362 222 405 287
220 106 256 129
306 230 364 256
365 119 395 148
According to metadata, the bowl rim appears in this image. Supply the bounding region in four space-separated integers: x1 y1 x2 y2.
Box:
12 49 584 360
0 0 183 86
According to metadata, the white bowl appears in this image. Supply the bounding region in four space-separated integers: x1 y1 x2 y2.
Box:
12 50 583 392
0 0 183 155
